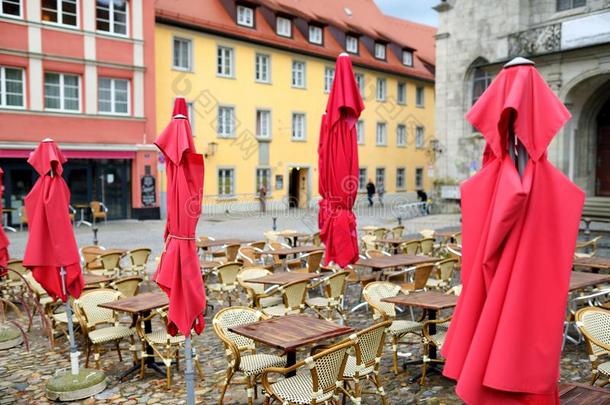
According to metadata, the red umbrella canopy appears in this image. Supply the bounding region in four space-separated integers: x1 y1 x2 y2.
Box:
318 53 364 268
0 167 9 274
154 97 206 337
441 60 585 404
23 139 83 302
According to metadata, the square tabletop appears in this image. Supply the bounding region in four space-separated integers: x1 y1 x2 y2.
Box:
375 238 416 246
200 260 221 270
197 239 252 249
559 383 610 404
83 274 113 285
382 291 459 310
354 254 439 270
245 272 319 285
229 314 354 352
99 292 169 314
278 231 310 238
569 271 610 291
573 256 610 270
434 229 461 238
264 246 323 256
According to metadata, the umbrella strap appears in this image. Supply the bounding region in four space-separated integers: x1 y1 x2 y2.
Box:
162 234 197 253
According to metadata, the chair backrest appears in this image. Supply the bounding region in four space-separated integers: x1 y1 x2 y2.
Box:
349 320 391 373
268 241 291 250
22 271 47 297
391 226 404 239
373 228 388 239
304 250 324 273
111 276 142 297
216 262 242 285
280 280 309 311
363 281 400 319
575 236 603 256
361 235 377 251
419 229 435 239
237 247 262 265
98 252 123 271
365 249 389 259
248 241 267 250
81 245 106 269
323 271 349 300
225 244 241 262
435 258 457 281
264 231 280 242
311 232 322 246
446 243 462 259
452 232 462 245
213 306 264 351
419 238 435 255
75 289 122 327
576 307 610 360
412 264 434 290
400 240 420 255
237 267 272 295
127 248 151 268
90 201 106 215
307 340 352 401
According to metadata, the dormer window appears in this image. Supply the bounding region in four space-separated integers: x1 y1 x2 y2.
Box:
236 5 254 27
402 50 413 66
374 42 386 60
346 35 358 54
308 25 323 45
276 16 291 37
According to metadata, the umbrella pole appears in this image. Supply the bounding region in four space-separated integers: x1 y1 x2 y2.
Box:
60 267 79 375
184 335 196 405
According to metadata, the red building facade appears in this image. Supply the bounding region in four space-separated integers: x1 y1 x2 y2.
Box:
0 0 158 221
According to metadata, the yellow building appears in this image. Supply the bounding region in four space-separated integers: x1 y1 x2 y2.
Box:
155 0 436 213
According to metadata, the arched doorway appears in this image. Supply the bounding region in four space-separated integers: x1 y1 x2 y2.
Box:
597 98 610 196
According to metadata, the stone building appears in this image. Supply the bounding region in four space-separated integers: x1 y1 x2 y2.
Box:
434 0 610 199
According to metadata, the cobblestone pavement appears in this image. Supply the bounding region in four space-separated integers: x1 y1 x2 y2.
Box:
0 210 604 404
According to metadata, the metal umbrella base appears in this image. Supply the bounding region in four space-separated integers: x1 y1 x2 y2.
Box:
45 368 107 401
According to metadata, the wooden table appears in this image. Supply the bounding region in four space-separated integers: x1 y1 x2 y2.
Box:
382 291 458 380
573 256 610 271
354 254 439 271
375 238 415 253
99 292 169 379
277 231 310 247
264 246 324 270
434 229 460 241
245 272 319 286
559 382 610 404
73 203 92 227
569 271 610 291
199 260 221 271
230 314 353 376
83 274 112 286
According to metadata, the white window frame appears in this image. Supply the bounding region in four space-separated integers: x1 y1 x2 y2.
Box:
96 0 129 37
324 67 335 93
416 126 425 149
256 167 272 191
218 168 235 197
98 77 130 116
44 72 81 113
292 112 306 141
217 106 235 138
308 25 323 45
416 86 425 107
396 167 406 190
42 0 78 28
358 167 367 191
291 60 306 88
375 122 387 146
397 82 406 105
396 124 406 147
236 5 254 27
355 73 365 98
356 120 365 145
0 66 26 109
255 53 270 83
0 0 22 18
172 37 192 72
375 168 385 188
374 42 386 60
415 167 424 189
256 109 271 139
346 35 358 54
276 16 291 37
402 50 413 66
217 46 235 78
376 78 386 101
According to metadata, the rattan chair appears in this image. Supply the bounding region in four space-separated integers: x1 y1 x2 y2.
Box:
207 262 242 306
365 249 390 259
363 281 422 374
238 246 268 268
361 234 378 251
136 307 203 389
90 201 108 224
110 276 142 298
93 251 123 277
373 228 388 240
339 320 392 404
213 307 286 405
575 236 603 259
74 289 136 369
225 244 241 262
419 229 435 239
419 238 435 255
575 307 610 386
264 231 281 242
306 271 349 322
260 279 309 317
237 267 283 309
80 245 107 272
451 232 462 245
267 241 292 267
390 226 404 239
122 248 151 277
261 339 353 405
426 258 458 290
399 240 420 256
290 250 324 274
249 241 267 250
420 316 452 385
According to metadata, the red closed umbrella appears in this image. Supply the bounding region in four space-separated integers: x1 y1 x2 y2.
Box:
441 58 585 404
318 53 364 268
0 167 9 275
154 97 205 337
23 139 83 302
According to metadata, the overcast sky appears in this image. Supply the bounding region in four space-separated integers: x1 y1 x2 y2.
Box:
375 0 439 27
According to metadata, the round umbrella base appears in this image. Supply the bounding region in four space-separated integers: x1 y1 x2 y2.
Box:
0 324 23 350
45 368 107 402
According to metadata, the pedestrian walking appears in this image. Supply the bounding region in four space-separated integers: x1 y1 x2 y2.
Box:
378 183 385 208
258 184 267 213
366 179 375 207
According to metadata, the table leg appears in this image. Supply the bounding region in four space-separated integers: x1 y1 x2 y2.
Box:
407 309 443 383
286 350 297 377
3 213 16 233
76 208 92 227
119 311 166 380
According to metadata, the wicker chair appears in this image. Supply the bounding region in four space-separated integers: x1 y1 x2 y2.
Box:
74 289 136 369
390 226 404 239
93 251 123 277
574 236 603 259
267 241 292 267
207 262 242 306
575 307 610 386
136 307 203 389
451 232 462 245
122 248 151 277
419 229 435 239
339 320 392 404
90 201 108 224
237 267 283 309
290 250 324 274
261 340 353 405
399 240 420 256
426 258 458 290
213 307 286 405
373 228 388 240
249 241 267 250
419 238 436 255
420 316 452 385
397 264 434 297
264 231 281 242
363 281 422 374
81 245 107 272
260 280 309 317
225 244 241 262
110 276 142 298
361 234 378 251
365 249 390 259
305 271 349 322
238 246 268 268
